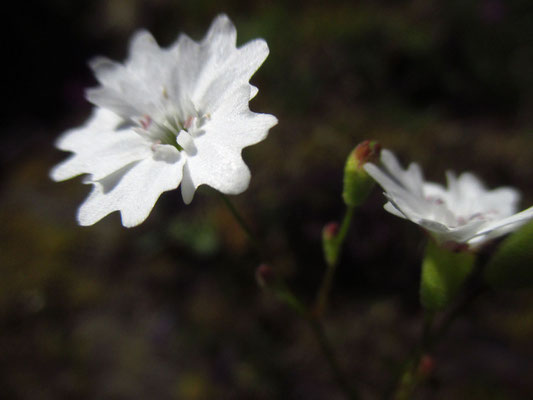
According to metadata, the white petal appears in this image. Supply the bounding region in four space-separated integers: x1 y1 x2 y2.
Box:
378 150 425 197
54 108 121 151
364 163 402 196
468 206 533 241
152 144 181 163
418 218 485 244
195 39 270 113
168 34 203 98
456 172 486 197
169 16 269 115
168 14 243 104
446 171 481 216
86 87 144 121
184 135 251 195
176 130 197 155
446 171 521 220
87 30 174 119
384 201 409 219
78 155 185 227
364 163 431 218
423 182 448 202
403 163 425 196
89 56 125 87
50 109 151 182
180 163 196 204
128 30 161 63
249 85 259 99
203 14 237 54
380 149 403 175
383 190 434 224
206 85 277 148
476 187 520 218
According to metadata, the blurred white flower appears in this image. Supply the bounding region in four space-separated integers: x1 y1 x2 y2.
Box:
364 149 533 249
51 14 277 227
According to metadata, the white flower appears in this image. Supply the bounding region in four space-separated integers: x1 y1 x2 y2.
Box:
51 14 277 227
364 149 533 249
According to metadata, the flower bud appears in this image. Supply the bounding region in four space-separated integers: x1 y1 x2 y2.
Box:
418 354 435 377
256 264 276 289
342 140 381 207
322 222 340 267
323 222 339 240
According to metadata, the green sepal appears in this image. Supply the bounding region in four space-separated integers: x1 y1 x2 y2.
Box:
484 222 533 290
420 240 475 311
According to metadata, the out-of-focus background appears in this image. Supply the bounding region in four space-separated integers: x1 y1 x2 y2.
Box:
2 0 533 399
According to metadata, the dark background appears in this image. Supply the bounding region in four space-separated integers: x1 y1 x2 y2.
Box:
2 0 533 398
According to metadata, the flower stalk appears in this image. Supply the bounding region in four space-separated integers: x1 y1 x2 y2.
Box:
315 205 355 317
220 194 360 400
389 260 486 400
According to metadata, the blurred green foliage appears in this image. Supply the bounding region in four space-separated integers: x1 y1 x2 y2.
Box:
420 240 475 312
485 222 533 290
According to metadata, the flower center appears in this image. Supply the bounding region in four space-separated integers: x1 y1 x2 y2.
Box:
426 195 501 227
134 110 210 156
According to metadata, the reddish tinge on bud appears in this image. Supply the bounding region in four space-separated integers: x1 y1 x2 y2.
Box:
418 354 435 377
322 222 340 241
256 264 276 289
353 140 382 168
343 140 381 207
322 221 341 267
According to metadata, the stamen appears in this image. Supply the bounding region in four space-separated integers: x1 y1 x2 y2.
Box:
426 196 444 205
140 115 152 130
184 116 195 130
151 139 161 152
138 98 206 152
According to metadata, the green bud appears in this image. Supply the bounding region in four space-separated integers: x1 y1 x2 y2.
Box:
484 222 533 290
420 240 475 311
322 222 340 267
342 140 381 207
256 264 276 289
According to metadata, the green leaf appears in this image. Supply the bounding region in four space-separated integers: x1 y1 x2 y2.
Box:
484 222 533 290
420 240 475 311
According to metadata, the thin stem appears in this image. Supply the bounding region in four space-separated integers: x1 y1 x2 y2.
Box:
390 312 435 400
431 281 485 347
218 192 263 255
387 265 486 400
336 206 356 254
308 317 361 400
218 192 360 399
272 282 360 399
315 206 355 316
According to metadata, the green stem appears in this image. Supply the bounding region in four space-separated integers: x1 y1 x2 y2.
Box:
315 206 355 317
308 317 361 400
431 281 485 347
391 312 434 400
388 271 486 400
271 282 360 399
218 192 262 255
218 193 360 400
